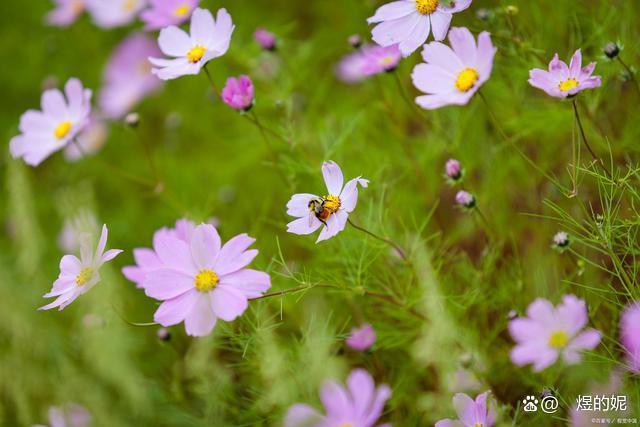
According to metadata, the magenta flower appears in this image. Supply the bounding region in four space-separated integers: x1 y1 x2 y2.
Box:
122 219 196 288
35 403 91 427
85 0 146 28
285 369 391 427
286 161 369 243
10 78 92 167
47 0 85 27
140 0 199 31
221 75 255 111
64 115 108 161
435 391 496 427
149 8 234 81
346 323 377 351
411 27 496 110
455 190 474 208
361 44 402 75
368 0 472 57
509 295 601 372
143 224 271 337
40 225 122 311
528 49 601 99
445 158 462 180
620 303 640 373
99 33 163 119
254 27 277 51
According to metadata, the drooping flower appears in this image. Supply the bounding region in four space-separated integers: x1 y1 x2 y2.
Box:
445 158 462 181
411 27 496 109
63 115 108 161
122 218 197 288
285 369 391 427
455 190 474 208
99 33 163 119
346 323 377 351
149 8 234 81
367 0 472 57
143 224 271 337
528 49 601 99
46 0 85 27
40 225 122 311
10 78 92 167
509 295 601 372
85 0 146 28
140 0 199 31
620 303 640 373
286 161 369 243
34 403 91 427
221 75 255 111
435 391 496 427
254 27 277 51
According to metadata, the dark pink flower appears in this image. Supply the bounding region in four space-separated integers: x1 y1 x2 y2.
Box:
221 75 255 111
254 27 277 51
445 159 462 180
346 323 376 351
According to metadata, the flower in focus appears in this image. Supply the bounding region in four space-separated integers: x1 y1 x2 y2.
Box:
455 190 474 208
435 391 496 427
221 75 255 111
445 158 462 181
528 49 601 99
346 323 376 351
40 225 122 311
10 78 92 167
140 0 199 31
122 218 196 288
286 161 369 243
254 27 277 51
149 8 234 81
63 115 108 161
34 403 91 427
411 27 496 109
99 33 163 119
509 295 601 371
620 303 640 373
367 0 472 57
85 0 146 28
46 0 85 27
143 224 271 337
285 368 391 427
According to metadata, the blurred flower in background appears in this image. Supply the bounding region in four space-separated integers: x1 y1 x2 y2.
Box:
85 0 146 28
99 33 163 120
528 49 602 98
57 211 99 252
435 391 496 427
140 0 200 31
346 323 376 351
620 303 640 373
33 403 91 427
221 75 255 111
46 0 85 27
63 115 108 161
254 27 277 51
360 44 402 75
455 190 475 208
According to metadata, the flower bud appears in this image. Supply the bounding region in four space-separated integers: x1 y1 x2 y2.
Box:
254 28 277 51
505 5 518 14
348 34 363 49
445 158 462 181
221 75 255 112
455 190 475 208
475 8 490 21
156 327 171 342
552 231 569 248
124 112 140 127
604 42 620 59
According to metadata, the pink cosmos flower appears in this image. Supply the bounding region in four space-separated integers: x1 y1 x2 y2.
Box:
122 218 196 288
528 49 602 98
435 391 496 427
221 75 255 111
346 323 377 351
63 115 108 160
149 8 234 81
336 51 369 84
10 78 92 167
34 403 91 427
361 44 402 75
286 161 369 243
85 0 146 28
620 303 640 373
40 225 122 311
411 27 496 109
143 224 271 337
509 295 601 372
47 0 85 27
140 0 199 31
368 0 472 57
254 27 277 51
285 369 391 427
99 33 163 119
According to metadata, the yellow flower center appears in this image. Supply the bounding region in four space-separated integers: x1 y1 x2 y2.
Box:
75 268 93 286
339 424 353 427
455 67 479 92
187 45 206 63
123 0 137 12
322 195 341 212
194 269 219 292
54 121 72 139
475 423 484 427
415 0 439 14
380 56 395 66
559 78 579 92
174 4 190 17
548 331 569 349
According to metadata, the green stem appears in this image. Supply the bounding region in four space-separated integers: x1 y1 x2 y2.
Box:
572 99 611 177
347 218 408 262
248 110 290 186
203 65 219 95
617 56 640 93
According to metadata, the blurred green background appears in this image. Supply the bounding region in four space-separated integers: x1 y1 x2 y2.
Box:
1 0 640 425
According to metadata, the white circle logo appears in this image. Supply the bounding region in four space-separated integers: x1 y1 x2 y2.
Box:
541 396 559 414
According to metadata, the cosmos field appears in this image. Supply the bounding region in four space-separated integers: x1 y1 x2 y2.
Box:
1 0 640 426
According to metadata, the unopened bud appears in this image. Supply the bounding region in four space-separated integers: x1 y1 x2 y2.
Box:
604 42 620 59
455 190 475 209
348 34 363 49
445 159 462 181
157 327 171 342
125 112 140 127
